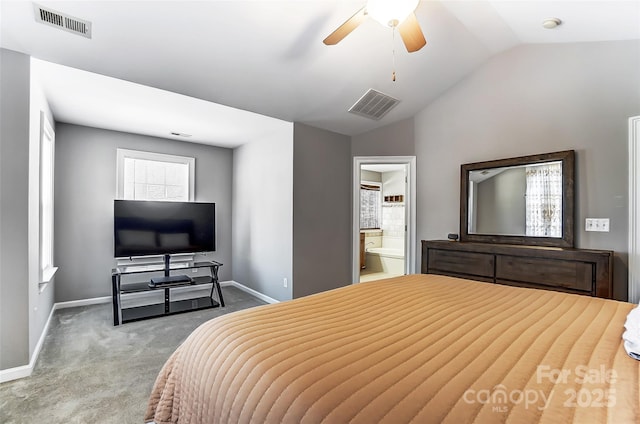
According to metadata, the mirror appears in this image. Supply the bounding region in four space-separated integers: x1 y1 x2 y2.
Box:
460 150 575 247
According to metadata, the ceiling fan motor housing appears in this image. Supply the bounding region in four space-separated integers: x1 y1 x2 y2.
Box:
367 0 419 27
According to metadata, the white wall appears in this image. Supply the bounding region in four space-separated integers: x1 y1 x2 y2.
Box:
415 41 640 300
232 123 294 301
382 170 405 197
361 169 381 183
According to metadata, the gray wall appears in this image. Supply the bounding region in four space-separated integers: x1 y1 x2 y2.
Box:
351 117 415 157
232 124 294 301
54 124 234 302
475 168 526 235
292 123 351 298
0 49 31 369
1 48 56 372
415 41 640 300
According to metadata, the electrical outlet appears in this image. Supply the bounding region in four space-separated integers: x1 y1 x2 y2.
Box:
283 278 288 288
585 218 595 231
585 218 610 232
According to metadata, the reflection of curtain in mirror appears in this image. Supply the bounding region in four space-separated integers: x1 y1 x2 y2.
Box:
525 163 562 237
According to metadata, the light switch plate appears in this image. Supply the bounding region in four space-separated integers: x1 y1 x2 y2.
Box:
585 218 610 232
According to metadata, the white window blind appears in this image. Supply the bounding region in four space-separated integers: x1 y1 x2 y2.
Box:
116 149 194 201
360 182 381 229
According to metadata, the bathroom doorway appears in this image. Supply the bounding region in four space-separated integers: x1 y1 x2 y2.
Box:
353 156 416 283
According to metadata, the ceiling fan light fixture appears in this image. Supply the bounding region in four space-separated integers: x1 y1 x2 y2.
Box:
367 0 419 27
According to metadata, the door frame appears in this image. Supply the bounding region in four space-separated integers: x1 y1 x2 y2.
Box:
352 156 417 283
629 116 640 303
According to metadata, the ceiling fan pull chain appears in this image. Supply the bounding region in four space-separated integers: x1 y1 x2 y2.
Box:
392 26 397 82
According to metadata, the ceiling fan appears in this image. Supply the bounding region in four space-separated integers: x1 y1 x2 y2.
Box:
323 0 426 53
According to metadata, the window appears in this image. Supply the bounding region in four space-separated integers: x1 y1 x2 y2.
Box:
40 113 57 284
360 182 382 229
116 149 195 201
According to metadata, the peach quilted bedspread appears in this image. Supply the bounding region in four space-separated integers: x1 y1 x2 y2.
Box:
146 274 639 424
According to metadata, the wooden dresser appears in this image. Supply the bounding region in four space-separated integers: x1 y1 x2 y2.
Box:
422 240 613 298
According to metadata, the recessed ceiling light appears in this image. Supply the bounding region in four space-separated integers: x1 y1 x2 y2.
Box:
170 132 192 138
542 18 562 29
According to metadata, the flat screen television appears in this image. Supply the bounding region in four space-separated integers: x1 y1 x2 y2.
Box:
114 200 215 258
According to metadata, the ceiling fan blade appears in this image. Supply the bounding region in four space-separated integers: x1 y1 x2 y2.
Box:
323 7 367 45
398 13 426 52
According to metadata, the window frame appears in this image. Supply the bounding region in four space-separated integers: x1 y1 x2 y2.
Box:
359 180 382 230
116 148 195 201
40 113 57 285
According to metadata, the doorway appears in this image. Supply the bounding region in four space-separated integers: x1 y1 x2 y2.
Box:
352 156 416 283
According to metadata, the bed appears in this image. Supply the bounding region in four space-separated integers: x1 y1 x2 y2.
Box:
145 274 639 423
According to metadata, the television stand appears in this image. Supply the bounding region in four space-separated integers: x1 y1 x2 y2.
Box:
111 260 224 326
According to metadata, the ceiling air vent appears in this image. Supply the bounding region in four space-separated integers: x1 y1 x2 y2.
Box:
348 89 400 120
34 3 92 39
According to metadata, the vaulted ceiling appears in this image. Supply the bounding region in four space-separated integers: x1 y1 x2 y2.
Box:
1 1 638 146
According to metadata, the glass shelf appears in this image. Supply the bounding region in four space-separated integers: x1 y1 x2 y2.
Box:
113 260 222 276
111 260 224 325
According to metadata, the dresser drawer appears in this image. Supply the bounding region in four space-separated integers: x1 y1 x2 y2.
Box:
496 256 593 292
427 249 494 278
421 241 612 298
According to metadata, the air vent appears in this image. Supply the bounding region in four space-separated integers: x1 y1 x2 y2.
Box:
348 89 400 120
34 3 92 38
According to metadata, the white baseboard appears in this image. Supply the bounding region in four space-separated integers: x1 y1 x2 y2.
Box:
0 280 276 383
53 281 234 308
55 296 112 309
0 363 32 383
0 300 56 383
222 280 280 304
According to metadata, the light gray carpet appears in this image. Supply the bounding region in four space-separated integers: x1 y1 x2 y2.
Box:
0 286 266 424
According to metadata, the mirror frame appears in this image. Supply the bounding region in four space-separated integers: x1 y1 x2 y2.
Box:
460 150 575 248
